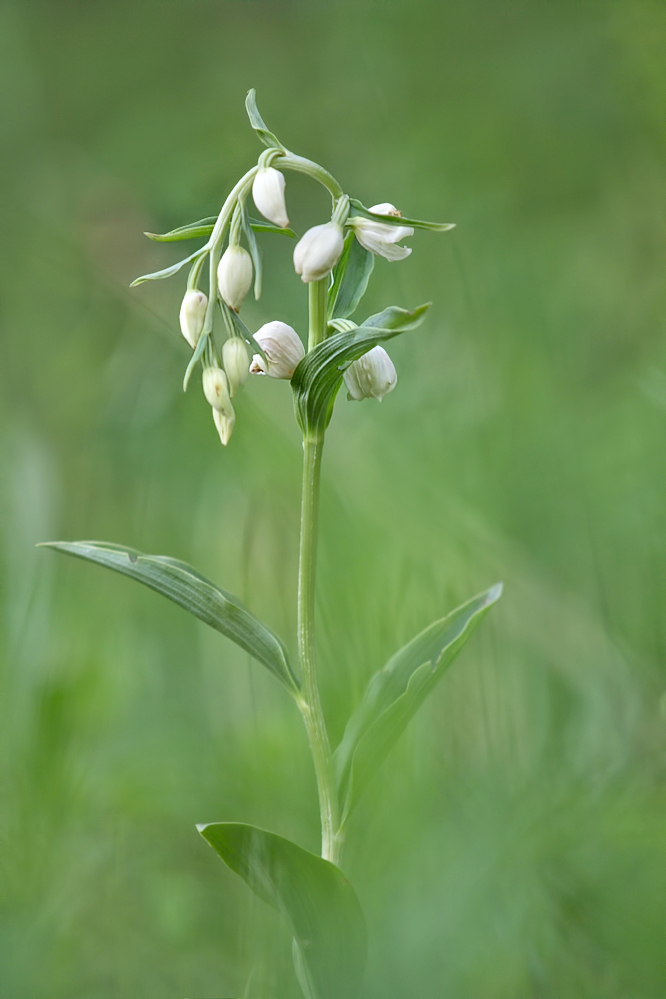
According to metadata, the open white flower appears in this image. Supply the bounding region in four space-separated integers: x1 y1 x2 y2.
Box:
252 166 289 228
293 222 344 282
217 245 253 311
250 321 305 379
350 202 413 261
179 289 207 348
344 345 397 401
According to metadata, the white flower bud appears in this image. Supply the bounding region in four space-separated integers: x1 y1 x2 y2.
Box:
249 321 305 380
343 345 397 402
217 245 253 311
212 406 235 446
293 222 344 283
179 289 208 349
202 366 233 415
252 166 289 228
222 337 250 397
351 202 413 261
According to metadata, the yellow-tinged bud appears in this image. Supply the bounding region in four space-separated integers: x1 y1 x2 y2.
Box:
212 406 235 446
179 289 208 348
217 245 253 311
344 345 397 401
222 337 250 397
293 222 344 283
252 166 289 228
202 366 233 415
249 321 305 380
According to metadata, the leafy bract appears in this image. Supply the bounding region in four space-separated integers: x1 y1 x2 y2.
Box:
145 216 295 242
130 248 206 286
291 303 430 434
334 584 502 823
349 198 456 233
327 231 374 321
246 88 285 151
241 203 262 300
198 822 366 999
41 541 299 694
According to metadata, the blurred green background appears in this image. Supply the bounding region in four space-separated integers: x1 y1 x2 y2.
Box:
2 0 666 996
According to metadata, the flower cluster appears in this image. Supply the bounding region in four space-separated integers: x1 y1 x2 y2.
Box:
133 91 454 447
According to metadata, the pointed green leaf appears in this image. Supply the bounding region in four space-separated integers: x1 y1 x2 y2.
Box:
145 216 295 243
241 203 262 300
198 822 366 999
41 541 299 694
334 584 502 823
130 248 206 286
327 231 374 321
291 304 430 433
349 198 456 233
246 89 284 151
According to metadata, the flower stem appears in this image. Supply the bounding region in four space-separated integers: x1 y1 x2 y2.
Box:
296 278 341 865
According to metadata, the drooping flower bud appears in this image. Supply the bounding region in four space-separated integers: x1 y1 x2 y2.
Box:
350 202 414 261
217 245 253 311
202 366 233 415
179 289 208 348
343 345 397 401
249 321 305 380
222 337 250 397
212 406 235 446
252 166 289 229
293 222 344 283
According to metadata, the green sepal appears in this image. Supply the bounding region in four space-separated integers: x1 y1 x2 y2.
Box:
246 89 285 151
327 231 374 320
334 584 502 824
130 248 206 286
198 822 366 999
291 304 430 434
145 217 296 242
349 198 456 233
41 541 300 694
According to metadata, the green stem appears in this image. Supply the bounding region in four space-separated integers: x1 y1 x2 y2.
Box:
296 278 341 865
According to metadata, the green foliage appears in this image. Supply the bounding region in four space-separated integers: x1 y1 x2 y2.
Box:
327 232 375 320
245 88 285 151
348 199 456 232
292 305 430 433
334 585 502 823
42 542 299 694
198 823 366 999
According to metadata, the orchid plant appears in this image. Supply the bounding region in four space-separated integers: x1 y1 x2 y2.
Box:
43 92 502 999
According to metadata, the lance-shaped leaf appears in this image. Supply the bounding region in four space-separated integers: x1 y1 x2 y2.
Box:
246 88 285 151
130 248 206 286
327 231 374 320
349 198 456 233
198 822 366 999
145 216 296 243
41 541 299 694
241 203 262 300
291 303 430 433
334 584 502 823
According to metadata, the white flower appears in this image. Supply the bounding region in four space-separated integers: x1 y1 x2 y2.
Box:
179 289 207 348
350 202 413 261
249 321 305 379
212 406 235 446
293 222 344 282
202 366 233 415
217 245 253 311
252 167 289 228
222 337 250 397
343 345 397 401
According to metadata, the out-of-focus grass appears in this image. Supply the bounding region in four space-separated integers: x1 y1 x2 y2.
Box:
1 1 666 996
